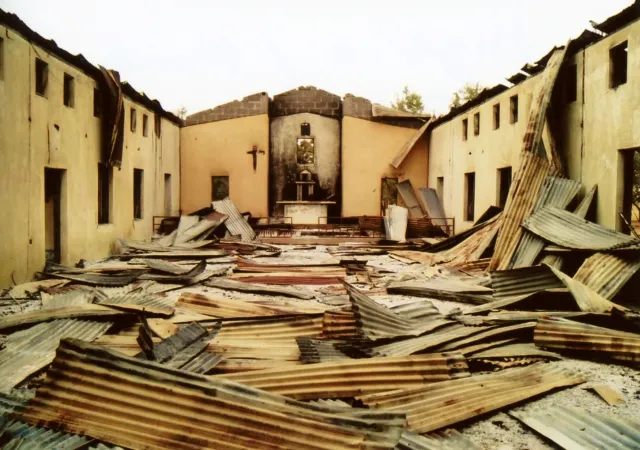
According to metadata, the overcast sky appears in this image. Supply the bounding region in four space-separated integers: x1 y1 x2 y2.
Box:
1 0 632 115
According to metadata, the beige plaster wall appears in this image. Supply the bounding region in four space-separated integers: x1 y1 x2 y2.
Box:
342 117 428 216
180 114 270 216
429 19 640 234
0 25 180 287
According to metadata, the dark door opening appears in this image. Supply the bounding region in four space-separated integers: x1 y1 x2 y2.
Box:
619 148 640 234
381 177 398 213
164 173 172 215
497 166 512 209
44 168 64 263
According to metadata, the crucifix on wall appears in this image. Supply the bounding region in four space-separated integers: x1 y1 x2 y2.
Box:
247 145 265 171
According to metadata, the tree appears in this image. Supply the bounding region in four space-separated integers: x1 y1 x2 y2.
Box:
390 86 424 114
174 106 188 119
449 82 484 108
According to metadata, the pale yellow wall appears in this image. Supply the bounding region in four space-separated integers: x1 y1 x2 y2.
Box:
0 24 180 287
180 114 269 216
342 117 428 216
429 19 640 233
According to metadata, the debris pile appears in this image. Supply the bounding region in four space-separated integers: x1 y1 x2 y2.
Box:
1 44 640 449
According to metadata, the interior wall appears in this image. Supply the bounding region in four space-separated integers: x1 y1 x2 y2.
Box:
180 114 269 216
342 117 428 216
0 24 181 287
270 112 340 214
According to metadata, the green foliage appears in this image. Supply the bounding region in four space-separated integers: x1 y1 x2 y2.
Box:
449 82 484 108
390 86 424 114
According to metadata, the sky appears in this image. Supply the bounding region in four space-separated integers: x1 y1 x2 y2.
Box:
1 0 632 116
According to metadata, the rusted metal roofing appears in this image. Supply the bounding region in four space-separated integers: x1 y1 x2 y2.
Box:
48 270 143 286
217 352 470 400
434 322 537 351
511 176 581 268
297 338 350 363
491 265 564 299
573 253 640 300
0 417 93 449
469 342 561 360
506 72 528 85
0 304 126 332
205 278 316 299
594 1 640 34
177 292 324 318
489 152 552 271
369 324 492 357
322 310 357 339
358 362 585 434
139 260 207 282
217 315 324 340
17 338 407 450
212 198 257 242
391 119 433 169
390 300 441 321
95 292 176 316
347 284 451 341
535 317 640 363
232 275 345 285
0 390 33 415
373 103 432 119
387 281 493 305
546 265 618 313
511 405 640 449
395 429 480 450
0 319 112 392
523 206 639 250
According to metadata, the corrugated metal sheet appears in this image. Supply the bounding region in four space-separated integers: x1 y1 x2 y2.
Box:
386 281 493 305
40 290 93 309
358 362 584 434
0 390 34 415
469 342 561 359
511 176 582 268
390 301 441 321
347 284 451 341
546 265 617 313
218 315 324 340
95 292 176 316
139 258 190 274
416 188 447 228
395 429 480 450
0 304 126 332
232 275 345 285
441 214 503 267
391 119 433 169
534 317 640 363
397 180 425 218
17 338 406 450
573 253 640 300
489 152 551 271
48 270 143 286
0 417 92 449
433 322 537 351
321 310 357 339
177 292 324 318
511 405 640 449
491 265 564 299
297 338 350 363
0 319 112 392
212 197 257 243
523 206 639 250
370 324 492 357
139 260 207 282
205 278 316 299
218 352 470 400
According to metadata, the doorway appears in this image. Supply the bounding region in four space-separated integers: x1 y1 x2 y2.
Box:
44 168 65 263
618 148 640 234
164 173 172 216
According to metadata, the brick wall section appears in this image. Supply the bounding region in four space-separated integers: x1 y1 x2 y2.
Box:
185 92 269 126
343 94 373 120
271 86 342 119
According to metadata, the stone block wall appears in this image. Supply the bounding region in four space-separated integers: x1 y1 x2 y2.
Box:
185 92 269 126
271 86 342 119
343 94 373 120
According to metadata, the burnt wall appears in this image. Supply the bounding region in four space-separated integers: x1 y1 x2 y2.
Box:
271 86 342 119
185 92 269 126
343 94 373 120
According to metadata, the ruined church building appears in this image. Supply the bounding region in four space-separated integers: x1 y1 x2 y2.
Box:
1 3 639 286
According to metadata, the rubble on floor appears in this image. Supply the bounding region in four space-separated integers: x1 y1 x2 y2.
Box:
0 194 639 449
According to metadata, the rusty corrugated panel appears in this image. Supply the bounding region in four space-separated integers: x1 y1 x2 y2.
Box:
212 197 257 242
0 320 112 392
397 180 425 217
217 352 470 400
546 265 618 313
359 362 584 434
491 265 564 299
17 339 406 450
369 324 493 357
95 292 176 316
468 342 561 359
0 305 125 333
511 405 640 449
390 300 441 321
441 214 503 266
177 292 324 318
232 275 345 285
573 253 640 300
205 278 316 299
218 315 324 339
434 322 537 351
139 260 207 282
347 284 451 341
0 417 93 449
511 176 581 268
534 317 640 363
416 188 447 228
0 390 34 415
395 429 480 450
524 206 639 250
48 270 143 286
297 338 350 363
489 45 568 271
322 310 358 339
489 152 551 271
386 281 493 305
